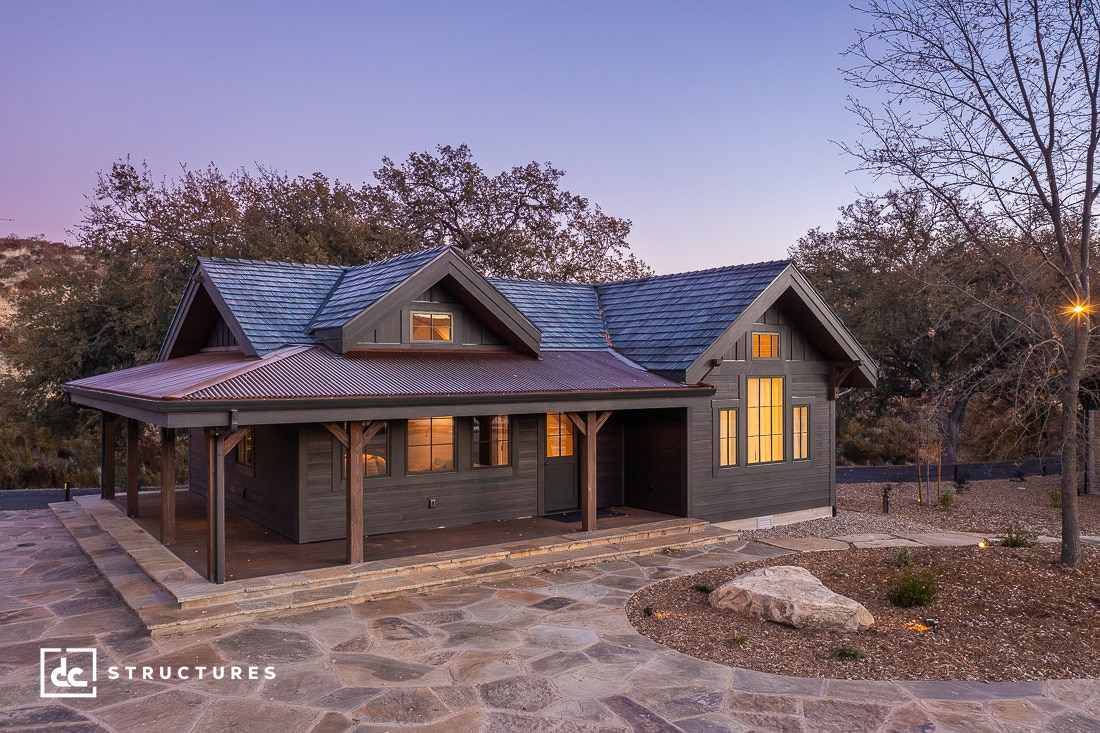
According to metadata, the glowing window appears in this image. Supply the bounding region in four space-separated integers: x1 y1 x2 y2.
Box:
412 312 452 342
473 415 510 468
718 408 737 467
546 413 574 457
752 333 780 359
407 417 455 473
747 377 784 464
793 406 809 461
235 431 254 467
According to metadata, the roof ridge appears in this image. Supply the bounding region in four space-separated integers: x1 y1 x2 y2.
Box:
198 256 348 270
163 345 315 399
598 259 792 288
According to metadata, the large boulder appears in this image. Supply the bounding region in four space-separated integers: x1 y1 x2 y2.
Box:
709 565 874 632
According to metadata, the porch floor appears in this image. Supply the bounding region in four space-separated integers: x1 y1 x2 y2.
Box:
123 488 678 582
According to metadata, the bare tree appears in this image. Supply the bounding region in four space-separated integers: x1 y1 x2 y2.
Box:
844 0 1100 566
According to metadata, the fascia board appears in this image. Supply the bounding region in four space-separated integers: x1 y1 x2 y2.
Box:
156 264 201 362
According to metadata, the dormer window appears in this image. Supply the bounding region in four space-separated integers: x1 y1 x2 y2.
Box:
752 332 779 359
412 312 452 342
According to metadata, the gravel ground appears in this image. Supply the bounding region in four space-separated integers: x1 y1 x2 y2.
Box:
628 477 1100 682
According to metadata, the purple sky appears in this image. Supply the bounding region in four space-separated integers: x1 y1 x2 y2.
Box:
1 1 879 274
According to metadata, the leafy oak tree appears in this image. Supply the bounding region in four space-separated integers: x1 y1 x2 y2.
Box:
1 147 649 433
845 0 1100 566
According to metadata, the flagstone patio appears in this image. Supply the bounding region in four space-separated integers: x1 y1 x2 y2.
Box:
2 507 1098 732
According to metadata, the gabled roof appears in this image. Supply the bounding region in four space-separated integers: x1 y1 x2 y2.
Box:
596 261 790 375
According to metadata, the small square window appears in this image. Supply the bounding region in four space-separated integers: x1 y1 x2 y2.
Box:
412 312 452 342
752 333 779 359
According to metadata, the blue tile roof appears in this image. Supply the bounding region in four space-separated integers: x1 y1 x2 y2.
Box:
199 258 344 354
198 248 790 374
488 278 609 349
310 247 448 330
595 260 790 373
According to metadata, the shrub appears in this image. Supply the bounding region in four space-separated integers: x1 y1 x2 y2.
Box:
999 524 1038 548
939 487 956 508
728 635 748 646
691 584 712 594
1049 489 1062 509
893 548 918 567
833 646 865 661
886 571 938 608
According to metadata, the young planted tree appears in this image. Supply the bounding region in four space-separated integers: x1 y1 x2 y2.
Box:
845 0 1100 566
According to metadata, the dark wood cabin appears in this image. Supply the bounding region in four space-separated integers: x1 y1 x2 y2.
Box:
64 246 876 582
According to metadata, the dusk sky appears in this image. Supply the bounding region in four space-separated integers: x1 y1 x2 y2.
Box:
2 1 881 275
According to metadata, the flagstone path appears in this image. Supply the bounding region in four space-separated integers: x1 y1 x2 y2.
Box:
2 509 1098 732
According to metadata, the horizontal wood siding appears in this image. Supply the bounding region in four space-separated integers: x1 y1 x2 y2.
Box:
596 414 625 507
187 425 300 541
624 408 686 515
303 415 540 542
687 305 836 523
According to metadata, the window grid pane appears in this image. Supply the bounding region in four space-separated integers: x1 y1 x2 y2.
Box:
546 413 573 457
407 416 454 472
719 408 737 467
747 377 784 464
412 313 452 342
474 415 510 468
752 333 779 358
793 406 809 460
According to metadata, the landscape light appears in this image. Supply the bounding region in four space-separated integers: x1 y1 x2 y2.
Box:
977 540 988 549
1063 301 1092 319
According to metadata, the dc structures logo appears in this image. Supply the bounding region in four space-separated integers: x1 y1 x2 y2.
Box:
40 648 97 698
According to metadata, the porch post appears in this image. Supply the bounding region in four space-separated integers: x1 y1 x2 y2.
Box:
582 412 598 532
101 413 116 500
160 428 176 545
346 421 365 564
126 418 140 517
206 428 226 584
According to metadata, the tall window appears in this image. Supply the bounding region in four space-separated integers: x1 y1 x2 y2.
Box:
235 431 254 467
793 406 809 461
412 312 452 342
752 332 780 358
546 412 574 457
747 377 784 464
407 417 455 472
719 408 737 467
473 415 510 468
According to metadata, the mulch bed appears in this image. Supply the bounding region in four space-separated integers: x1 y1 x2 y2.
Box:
627 542 1100 681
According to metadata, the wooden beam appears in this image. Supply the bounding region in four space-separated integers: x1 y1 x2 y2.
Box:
346 421 365 564
831 364 858 400
323 422 349 449
220 426 252 457
206 428 226 584
101 413 116 501
126 419 140 518
594 411 613 434
565 412 587 436
160 428 176 545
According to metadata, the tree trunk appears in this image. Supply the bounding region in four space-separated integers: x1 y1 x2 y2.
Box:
1060 322 1086 568
941 392 971 465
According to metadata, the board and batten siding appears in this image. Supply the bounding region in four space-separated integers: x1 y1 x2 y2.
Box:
300 414 541 542
188 424 301 542
687 305 836 523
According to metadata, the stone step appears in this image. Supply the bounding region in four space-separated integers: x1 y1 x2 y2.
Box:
50 497 737 636
143 524 735 635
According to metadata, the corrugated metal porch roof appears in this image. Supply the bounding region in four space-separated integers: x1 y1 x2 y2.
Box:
65 346 693 403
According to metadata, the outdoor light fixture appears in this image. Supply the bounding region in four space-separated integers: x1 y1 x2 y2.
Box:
1063 300 1093 319
977 540 988 549
925 618 939 635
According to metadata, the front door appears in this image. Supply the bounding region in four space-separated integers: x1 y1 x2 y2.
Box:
543 412 578 512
